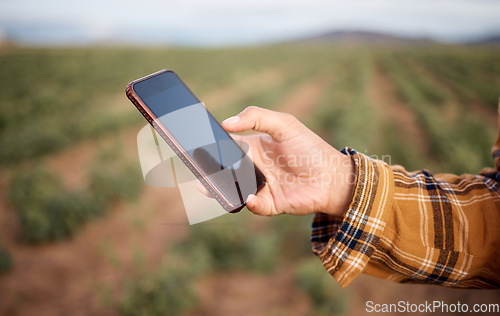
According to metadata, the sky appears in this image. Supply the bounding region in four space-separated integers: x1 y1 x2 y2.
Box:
0 0 499 46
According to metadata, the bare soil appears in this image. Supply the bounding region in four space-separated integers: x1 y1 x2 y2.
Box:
276 74 330 118
192 269 310 316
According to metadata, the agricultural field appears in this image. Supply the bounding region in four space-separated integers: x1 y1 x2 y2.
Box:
0 42 499 315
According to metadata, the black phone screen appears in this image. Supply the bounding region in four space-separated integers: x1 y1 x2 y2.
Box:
133 70 265 206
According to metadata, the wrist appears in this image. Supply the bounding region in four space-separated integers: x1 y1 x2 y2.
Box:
322 153 355 217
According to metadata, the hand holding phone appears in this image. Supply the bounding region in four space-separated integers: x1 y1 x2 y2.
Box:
216 106 355 217
126 70 266 213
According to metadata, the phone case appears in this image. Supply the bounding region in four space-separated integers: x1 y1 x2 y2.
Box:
126 69 248 213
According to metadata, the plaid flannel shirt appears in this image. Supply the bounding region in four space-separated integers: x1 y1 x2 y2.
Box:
311 118 500 289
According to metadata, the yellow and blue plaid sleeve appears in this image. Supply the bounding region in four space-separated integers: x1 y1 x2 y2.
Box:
311 148 395 287
312 148 500 288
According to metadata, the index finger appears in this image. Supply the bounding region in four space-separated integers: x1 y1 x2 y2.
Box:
222 106 300 142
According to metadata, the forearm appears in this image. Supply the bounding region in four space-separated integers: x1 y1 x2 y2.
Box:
312 149 500 288
369 167 500 288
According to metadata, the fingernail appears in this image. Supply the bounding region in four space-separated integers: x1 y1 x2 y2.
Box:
246 194 256 203
222 116 240 125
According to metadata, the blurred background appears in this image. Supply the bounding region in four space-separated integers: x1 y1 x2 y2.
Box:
1 0 500 315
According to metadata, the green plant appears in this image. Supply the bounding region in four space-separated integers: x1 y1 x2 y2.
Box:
0 242 13 274
8 168 100 243
119 258 199 316
380 52 495 174
88 162 143 206
183 220 280 273
8 159 142 243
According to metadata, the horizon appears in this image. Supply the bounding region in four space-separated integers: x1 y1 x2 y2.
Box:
1 0 500 47
2 28 500 48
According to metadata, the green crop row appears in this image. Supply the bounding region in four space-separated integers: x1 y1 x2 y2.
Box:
409 47 500 108
7 157 142 243
390 53 448 106
309 49 376 151
208 45 346 120
380 53 494 174
2 45 496 168
0 47 312 165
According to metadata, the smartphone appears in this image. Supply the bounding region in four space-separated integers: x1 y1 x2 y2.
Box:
126 69 266 213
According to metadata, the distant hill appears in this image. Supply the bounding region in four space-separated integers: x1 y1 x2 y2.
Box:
291 30 436 45
286 30 500 46
470 34 500 45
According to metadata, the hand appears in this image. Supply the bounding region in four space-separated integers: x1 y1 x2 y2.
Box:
214 106 354 217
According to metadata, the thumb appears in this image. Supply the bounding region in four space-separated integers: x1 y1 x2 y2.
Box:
245 193 277 216
222 106 300 142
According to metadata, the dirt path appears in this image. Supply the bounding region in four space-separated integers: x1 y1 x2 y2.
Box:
369 65 430 155
203 68 286 108
276 73 330 118
193 269 310 316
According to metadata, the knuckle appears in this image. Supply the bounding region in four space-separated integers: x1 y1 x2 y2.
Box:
282 113 298 125
244 105 259 114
